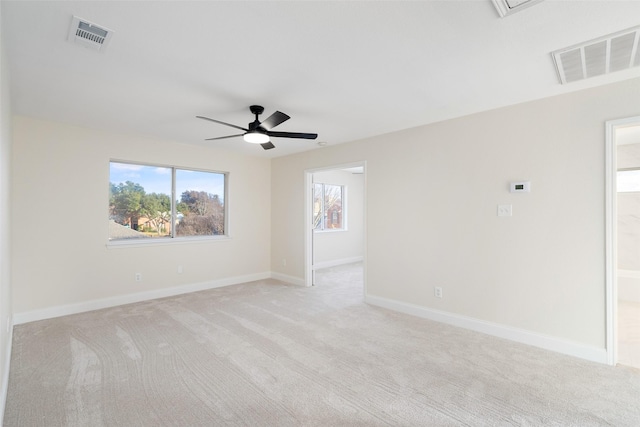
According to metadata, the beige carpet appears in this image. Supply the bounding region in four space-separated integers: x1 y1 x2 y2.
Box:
4 263 640 426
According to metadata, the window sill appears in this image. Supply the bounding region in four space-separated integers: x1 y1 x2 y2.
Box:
314 228 348 234
106 235 231 249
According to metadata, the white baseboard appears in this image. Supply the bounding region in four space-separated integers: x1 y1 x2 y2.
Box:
312 256 363 270
13 272 272 325
0 316 13 426
365 294 608 365
271 272 306 287
11 273 608 365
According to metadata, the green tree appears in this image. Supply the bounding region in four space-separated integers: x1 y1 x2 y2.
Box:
109 181 145 228
141 193 171 236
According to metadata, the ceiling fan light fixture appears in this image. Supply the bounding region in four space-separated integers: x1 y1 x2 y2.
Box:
243 131 269 144
197 105 317 151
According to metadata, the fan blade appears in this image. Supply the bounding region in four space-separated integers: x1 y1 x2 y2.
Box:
261 142 276 150
266 131 318 140
196 116 248 132
260 111 290 130
205 134 244 141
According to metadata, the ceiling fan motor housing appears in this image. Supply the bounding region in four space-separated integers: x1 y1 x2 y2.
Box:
250 105 264 116
249 105 265 130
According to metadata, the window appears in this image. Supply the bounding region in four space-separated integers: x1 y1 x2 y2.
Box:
109 161 226 241
313 183 344 230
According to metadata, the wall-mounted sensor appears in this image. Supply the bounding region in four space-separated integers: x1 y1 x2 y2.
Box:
510 181 531 193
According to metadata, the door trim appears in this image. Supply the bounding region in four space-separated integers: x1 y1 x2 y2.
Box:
304 161 367 288
605 115 640 366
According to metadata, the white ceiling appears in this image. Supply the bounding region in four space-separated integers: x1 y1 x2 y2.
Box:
2 1 640 158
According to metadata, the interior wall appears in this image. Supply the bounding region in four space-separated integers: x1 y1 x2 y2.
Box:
313 169 364 267
271 77 640 351
0 3 14 419
11 116 271 316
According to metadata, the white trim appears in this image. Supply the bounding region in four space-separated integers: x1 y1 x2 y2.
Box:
313 228 348 234
605 119 617 366
13 272 271 325
106 234 232 249
491 0 544 18
605 115 640 366
305 161 367 288
366 294 607 364
0 317 12 426
312 256 364 271
270 272 306 287
108 160 230 242
304 171 313 287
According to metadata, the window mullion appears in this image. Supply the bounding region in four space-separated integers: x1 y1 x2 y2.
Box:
171 167 176 238
321 184 326 231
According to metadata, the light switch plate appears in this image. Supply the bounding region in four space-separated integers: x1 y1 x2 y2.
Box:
497 204 512 217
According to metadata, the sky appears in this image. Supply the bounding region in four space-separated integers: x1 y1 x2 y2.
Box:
110 162 225 201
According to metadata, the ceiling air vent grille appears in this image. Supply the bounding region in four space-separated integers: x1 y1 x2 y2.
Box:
491 0 544 18
67 16 113 52
552 26 640 85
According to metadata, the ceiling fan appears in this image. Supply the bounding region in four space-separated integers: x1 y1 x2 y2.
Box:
197 105 318 150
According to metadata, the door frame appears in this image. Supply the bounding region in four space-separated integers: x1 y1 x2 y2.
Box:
605 115 640 366
304 161 367 288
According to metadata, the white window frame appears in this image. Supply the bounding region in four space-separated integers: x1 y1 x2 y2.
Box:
107 160 229 247
313 183 347 232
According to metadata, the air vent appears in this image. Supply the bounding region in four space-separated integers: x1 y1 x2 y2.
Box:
492 0 544 18
67 16 113 52
552 26 640 85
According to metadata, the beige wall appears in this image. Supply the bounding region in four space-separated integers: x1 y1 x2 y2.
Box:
5 75 640 360
271 77 640 349
11 116 271 314
0 4 14 418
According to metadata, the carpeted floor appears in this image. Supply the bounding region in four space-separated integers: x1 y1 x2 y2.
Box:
4 263 640 426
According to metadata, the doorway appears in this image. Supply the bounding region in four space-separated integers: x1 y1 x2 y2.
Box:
304 162 366 293
606 117 640 368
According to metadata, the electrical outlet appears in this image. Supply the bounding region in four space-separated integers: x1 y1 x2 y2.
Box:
177 265 183 274
135 273 142 282
282 258 287 267
434 287 443 298
497 204 512 217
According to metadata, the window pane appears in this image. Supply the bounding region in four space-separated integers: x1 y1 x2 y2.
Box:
175 169 226 236
324 184 343 229
313 183 323 230
109 162 172 240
